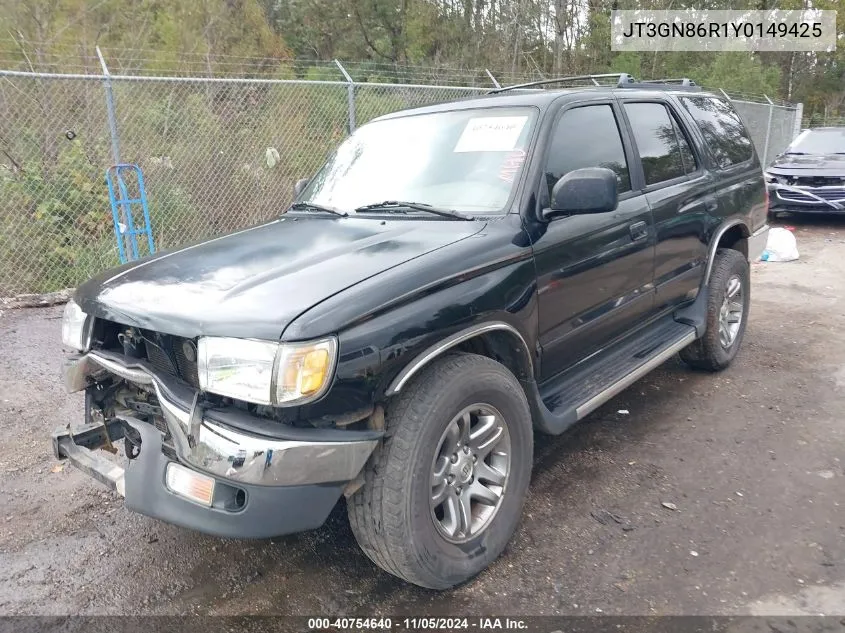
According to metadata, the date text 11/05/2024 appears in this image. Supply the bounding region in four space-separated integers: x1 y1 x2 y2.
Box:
307 617 529 631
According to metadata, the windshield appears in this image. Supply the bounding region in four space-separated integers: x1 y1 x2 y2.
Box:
299 107 538 214
786 128 845 155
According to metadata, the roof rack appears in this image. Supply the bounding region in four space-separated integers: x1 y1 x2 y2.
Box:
639 78 697 86
617 77 700 92
489 74 701 94
624 77 700 91
488 73 636 94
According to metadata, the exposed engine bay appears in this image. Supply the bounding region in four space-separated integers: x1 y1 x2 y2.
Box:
86 320 374 435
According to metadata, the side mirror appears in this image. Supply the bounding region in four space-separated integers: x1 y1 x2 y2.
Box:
293 178 310 198
544 167 619 220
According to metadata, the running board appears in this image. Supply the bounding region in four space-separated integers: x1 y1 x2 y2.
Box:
527 318 697 435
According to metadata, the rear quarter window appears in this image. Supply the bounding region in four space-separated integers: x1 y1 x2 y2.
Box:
680 96 754 169
624 102 694 186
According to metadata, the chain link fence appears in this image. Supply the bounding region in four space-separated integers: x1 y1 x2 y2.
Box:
727 97 803 168
0 66 797 296
804 116 845 128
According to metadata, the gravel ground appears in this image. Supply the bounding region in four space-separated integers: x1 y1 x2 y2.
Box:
0 216 843 616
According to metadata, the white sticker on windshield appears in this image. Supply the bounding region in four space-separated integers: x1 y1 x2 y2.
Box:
454 116 528 153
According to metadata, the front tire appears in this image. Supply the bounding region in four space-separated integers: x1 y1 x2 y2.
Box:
680 248 750 371
348 353 533 589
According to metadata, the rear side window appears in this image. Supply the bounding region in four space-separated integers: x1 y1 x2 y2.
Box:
672 115 697 174
544 105 632 198
624 102 694 186
680 96 754 168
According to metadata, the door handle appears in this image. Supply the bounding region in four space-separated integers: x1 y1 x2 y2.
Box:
629 221 648 241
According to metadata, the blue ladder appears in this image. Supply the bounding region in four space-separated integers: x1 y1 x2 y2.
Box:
106 164 155 263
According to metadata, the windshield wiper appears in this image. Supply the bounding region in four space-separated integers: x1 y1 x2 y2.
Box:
354 200 474 220
784 151 808 155
288 201 348 217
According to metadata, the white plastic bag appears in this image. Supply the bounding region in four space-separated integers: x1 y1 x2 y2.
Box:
760 227 799 262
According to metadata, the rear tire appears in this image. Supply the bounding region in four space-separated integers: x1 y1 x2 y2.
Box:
348 353 533 589
680 248 750 371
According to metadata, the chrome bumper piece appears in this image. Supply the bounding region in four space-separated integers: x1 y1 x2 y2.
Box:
747 224 769 263
53 421 127 496
64 351 379 487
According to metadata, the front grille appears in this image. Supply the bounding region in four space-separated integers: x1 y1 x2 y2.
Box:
98 320 200 387
792 176 845 188
145 340 176 374
142 333 200 388
173 339 199 387
778 188 845 203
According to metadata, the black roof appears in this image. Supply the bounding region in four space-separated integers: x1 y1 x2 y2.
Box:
374 85 719 122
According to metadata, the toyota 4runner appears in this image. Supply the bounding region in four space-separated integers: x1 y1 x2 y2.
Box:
55 74 769 589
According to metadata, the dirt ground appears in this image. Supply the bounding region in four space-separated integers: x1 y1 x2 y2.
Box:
0 216 843 617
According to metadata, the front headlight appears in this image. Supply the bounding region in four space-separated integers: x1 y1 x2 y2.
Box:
197 337 279 405
274 339 337 404
197 336 337 406
61 300 93 351
764 171 783 184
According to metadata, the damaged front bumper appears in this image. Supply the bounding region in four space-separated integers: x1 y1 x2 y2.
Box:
768 183 845 214
54 350 381 538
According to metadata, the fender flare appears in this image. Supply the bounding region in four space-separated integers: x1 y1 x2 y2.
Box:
703 219 750 285
384 321 534 396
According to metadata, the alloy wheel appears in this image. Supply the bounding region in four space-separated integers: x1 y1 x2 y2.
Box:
429 404 511 543
719 274 744 348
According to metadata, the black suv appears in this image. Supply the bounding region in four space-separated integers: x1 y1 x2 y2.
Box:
55 74 769 589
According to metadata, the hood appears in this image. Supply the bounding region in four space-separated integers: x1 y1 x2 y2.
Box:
77 216 486 340
768 153 845 178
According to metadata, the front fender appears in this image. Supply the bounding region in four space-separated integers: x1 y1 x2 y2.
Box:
288 217 540 421
383 321 534 396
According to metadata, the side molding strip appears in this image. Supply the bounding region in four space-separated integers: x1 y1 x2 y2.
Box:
385 322 533 396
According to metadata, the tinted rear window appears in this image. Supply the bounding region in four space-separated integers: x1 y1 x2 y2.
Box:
672 115 697 174
624 102 687 186
680 96 754 169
